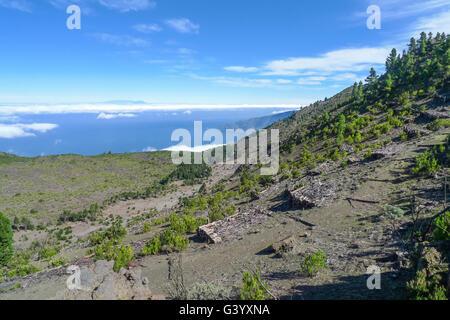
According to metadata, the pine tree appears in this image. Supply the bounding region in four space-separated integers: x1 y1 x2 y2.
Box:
0 212 13 267
366 68 378 84
386 48 398 72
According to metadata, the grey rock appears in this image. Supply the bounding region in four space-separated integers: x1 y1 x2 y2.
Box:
55 260 152 300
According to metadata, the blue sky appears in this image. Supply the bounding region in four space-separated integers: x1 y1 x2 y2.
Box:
0 0 449 108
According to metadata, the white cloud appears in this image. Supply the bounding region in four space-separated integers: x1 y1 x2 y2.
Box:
409 10 450 37
330 73 359 82
262 47 390 76
359 0 450 21
296 78 322 86
0 103 300 115
91 33 150 47
0 123 58 139
0 115 19 122
272 109 298 115
276 79 292 84
165 18 200 34
133 23 162 33
224 66 259 73
54 139 62 145
308 76 327 81
142 146 157 152
183 110 192 114
0 125 34 139
189 74 280 88
97 112 136 119
178 48 197 55
99 0 156 12
0 0 32 12
144 59 168 64
17 123 59 132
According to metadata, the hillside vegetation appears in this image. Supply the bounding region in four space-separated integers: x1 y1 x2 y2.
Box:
0 33 449 300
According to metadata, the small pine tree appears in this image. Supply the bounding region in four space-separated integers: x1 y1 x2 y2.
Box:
0 212 14 266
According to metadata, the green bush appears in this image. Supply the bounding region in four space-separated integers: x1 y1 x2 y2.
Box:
383 205 405 220
412 149 440 176
407 269 447 300
160 229 189 253
208 208 224 222
162 163 212 184
89 218 127 245
187 281 229 300
113 245 134 272
141 236 161 256
240 270 270 300
0 212 13 267
93 240 134 272
433 211 450 241
427 119 450 132
49 258 66 268
4 251 40 279
142 228 189 256
38 246 60 261
168 213 188 234
167 213 206 234
141 222 152 234
299 250 329 277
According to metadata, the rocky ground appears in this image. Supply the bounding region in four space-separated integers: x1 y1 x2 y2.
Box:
2 128 447 300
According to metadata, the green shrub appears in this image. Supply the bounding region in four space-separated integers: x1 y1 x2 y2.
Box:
167 213 206 234
141 222 152 234
168 213 188 234
49 258 66 268
240 270 270 300
160 229 189 253
38 246 60 261
0 212 13 267
187 281 229 300
299 250 329 277
400 132 408 141
113 245 134 272
383 205 405 220
142 228 189 256
89 219 127 245
141 236 161 256
208 207 225 222
93 240 134 272
412 149 440 176
162 163 212 184
4 251 40 279
181 215 204 233
364 148 372 159
407 269 448 300
433 211 450 241
427 119 450 132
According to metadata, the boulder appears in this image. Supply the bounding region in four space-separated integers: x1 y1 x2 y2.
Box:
55 260 153 300
339 143 355 153
270 236 297 254
403 125 429 138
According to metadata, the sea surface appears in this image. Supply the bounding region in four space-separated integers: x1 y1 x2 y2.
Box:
0 108 293 157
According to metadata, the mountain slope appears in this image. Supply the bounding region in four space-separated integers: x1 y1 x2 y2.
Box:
0 33 449 300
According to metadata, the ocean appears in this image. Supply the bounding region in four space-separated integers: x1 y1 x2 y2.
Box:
0 108 294 157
